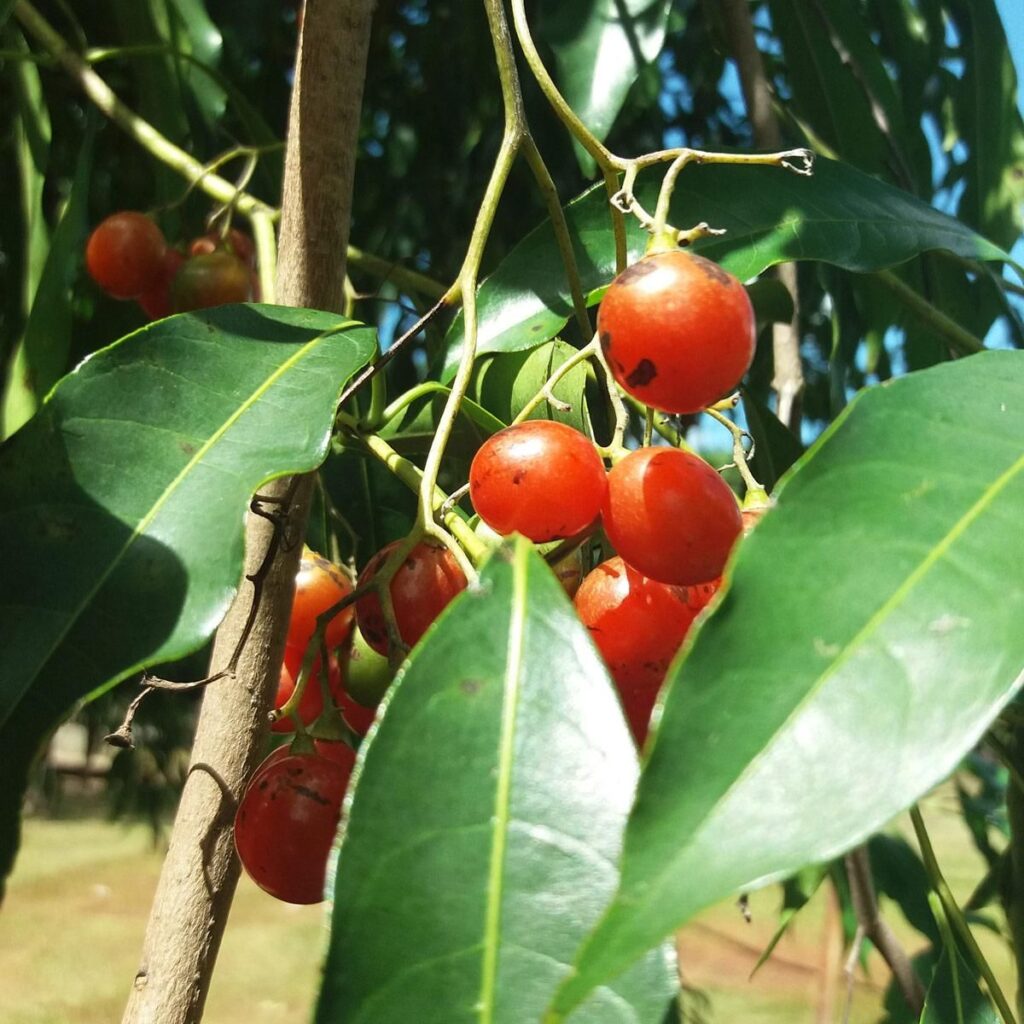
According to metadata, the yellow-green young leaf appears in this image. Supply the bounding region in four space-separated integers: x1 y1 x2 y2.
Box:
0 305 375 893
549 350 1024 1018
317 540 676 1024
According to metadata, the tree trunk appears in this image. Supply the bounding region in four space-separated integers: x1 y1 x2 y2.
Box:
122 2 375 1020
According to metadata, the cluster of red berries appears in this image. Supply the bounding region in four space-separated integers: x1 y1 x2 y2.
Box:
471 248 755 744
85 211 257 320
233 247 756 903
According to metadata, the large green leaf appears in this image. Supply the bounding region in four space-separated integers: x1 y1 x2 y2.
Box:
441 158 1011 380
317 540 675 1023
548 350 1024 1017
538 0 672 172
920 944 998 1024
0 306 375 891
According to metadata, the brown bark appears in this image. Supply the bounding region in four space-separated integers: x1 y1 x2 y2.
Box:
122 2 374 1021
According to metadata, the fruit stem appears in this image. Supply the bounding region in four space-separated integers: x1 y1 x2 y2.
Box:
512 335 601 425
705 405 764 496
373 381 506 435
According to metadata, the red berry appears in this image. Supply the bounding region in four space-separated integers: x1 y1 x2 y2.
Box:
271 646 343 734
603 447 742 586
355 540 467 656
85 212 167 299
597 250 755 414
234 751 352 904
171 251 252 312
189 227 256 267
288 550 355 654
574 556 698 746
469 421 607 543
136 248 186 321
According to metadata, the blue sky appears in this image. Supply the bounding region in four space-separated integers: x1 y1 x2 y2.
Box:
995 0 1024 113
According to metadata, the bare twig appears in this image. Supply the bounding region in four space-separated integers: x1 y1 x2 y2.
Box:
845 846 926 1016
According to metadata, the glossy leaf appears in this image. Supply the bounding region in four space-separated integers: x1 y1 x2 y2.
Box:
441 159 1011 380
548 350 1024 1017
0 306 375 890
539 0 672 169
317 539 675 1023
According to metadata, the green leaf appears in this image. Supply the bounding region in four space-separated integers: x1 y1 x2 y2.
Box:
473 339 594 436
163 0 227 127
0 306 375 892
920 945 999 1024
741 388 803 493
317 540 676 1024
948 0 1024 250
441 159 1011 380
548 350 1024 1018
2 121 94 438
868 835 939 946
538 0 672 173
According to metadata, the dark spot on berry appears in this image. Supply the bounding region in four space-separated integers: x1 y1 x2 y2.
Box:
258 779 269 791
512 469 526 484
626 359 658 387
291 782 331 805
599 330 613 353
691 255 733 287
615 260 658 286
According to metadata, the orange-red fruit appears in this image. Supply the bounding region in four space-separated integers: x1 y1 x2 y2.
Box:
603 446 742 586
469 421 607 542
597 249 755 414
356 540 468 656
288 550 355 654
171 251 252 312
234 750 352 904
85 212 168 299
136 248 186 321
574 556 699 746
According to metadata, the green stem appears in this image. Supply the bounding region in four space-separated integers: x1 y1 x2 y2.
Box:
378 381 506 435
508 0 614 171
928 891 966 1024
347 244 448 300
512 336 600 425
250 210 277 303
875 270 985 356
705 405 764 496
521 136 592 341
911 805 1017 1024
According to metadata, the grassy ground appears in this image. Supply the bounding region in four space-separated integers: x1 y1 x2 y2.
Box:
0 783 1013 1023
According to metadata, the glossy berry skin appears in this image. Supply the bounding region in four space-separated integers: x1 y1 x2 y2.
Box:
136 248 185 321
469 422 607 542
171 251 252 312
574 556 698 746
85 212 167 299
234 751 352 904
271 646 343 734
356 540 468 656
597 249 755 414
603 446 742 586
288 550 355 654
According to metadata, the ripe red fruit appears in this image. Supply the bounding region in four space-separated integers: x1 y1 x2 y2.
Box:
469 421 607 543
603 446 742 586
271 646 343 734
597 249 755 414
356 540 468 656
288 550 355 654
85 212 168 299
575 556 698 746
171 251 252 312
234 751 352 904
136 248 186 321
